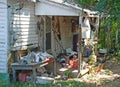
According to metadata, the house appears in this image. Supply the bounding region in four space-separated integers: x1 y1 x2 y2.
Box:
0 0 99 73
35 0 99 54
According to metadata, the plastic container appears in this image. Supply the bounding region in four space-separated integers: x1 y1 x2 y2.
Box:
18 73 29 82
36 76 54 84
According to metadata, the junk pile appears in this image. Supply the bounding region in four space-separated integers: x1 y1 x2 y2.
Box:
17 51 55 84
18 51 53 64
56 51 80 69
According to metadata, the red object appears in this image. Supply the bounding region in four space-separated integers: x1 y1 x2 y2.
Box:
18 73 28 82
68 59 78 69
73 59 78 69
45 58 54 63
68 60 74 68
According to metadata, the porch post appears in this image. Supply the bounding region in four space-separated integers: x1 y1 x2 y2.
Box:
51 16 55 55
43 16 46 52
78 15 83 73
51 16 57 75
94 16 100 56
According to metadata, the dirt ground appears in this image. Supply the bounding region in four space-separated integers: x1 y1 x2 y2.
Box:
54 56 120 87
75 60 120 87
100 61 120 87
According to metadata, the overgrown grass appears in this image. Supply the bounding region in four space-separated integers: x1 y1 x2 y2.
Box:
54 80 95 87
0 73 10 87
10 80 95 87
109 56 120 62
11 81 52 87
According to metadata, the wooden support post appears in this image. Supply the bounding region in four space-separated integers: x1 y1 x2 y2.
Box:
43 16 46 52
115 23 118 50
37 16 41 51
51 16 55 56
51 16 57 75
107 22 111 56
94 16 100 56
78 16 83 74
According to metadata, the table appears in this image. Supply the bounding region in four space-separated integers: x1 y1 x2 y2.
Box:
11 58 54 87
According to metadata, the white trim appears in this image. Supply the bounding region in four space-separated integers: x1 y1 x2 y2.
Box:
36 0 99 16
38 0 81 11
35 2 81 16
27 0 36 2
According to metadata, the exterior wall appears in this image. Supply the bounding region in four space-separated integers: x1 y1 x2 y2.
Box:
8 0 38 51
0 0 8 73
60 16 73 49
54 16 79 53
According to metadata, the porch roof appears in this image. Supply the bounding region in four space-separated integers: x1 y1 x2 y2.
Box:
35 0 99 16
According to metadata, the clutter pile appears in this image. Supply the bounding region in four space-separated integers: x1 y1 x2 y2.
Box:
56 51 89 69
15 51 55 84
18 51 53 64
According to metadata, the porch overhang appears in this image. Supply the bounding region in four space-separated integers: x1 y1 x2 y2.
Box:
35 0 82 16
35 0 99 17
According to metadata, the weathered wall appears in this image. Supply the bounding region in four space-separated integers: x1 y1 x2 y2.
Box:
54 16 79 53
0 0 8 73
8 0 38 51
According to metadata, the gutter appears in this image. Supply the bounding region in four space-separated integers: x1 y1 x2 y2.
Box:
27 0 37 2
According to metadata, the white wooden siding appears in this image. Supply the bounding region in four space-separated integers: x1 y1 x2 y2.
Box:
0 0 8 73
9 0 38 50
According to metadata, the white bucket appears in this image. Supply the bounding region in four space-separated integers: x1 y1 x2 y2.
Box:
36 76 54 84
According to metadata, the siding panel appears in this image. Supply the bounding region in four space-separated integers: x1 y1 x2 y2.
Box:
0 0 8 73
9 0 38 50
